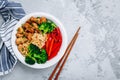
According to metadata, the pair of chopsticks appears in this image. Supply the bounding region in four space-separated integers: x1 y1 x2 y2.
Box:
48 27 80 80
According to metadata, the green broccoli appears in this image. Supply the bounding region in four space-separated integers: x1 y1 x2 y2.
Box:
32 49 47 64
25 55 35 65
37 49 47 64
25 44 48 65
39 23 49 33
28 43 40 55
38 20 56 33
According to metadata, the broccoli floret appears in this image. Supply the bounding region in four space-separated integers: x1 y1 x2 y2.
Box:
37 49 47 64
33 49 47 64
28 44 40 55
25 43 48 65
25 55 35 65
38 20 56 33
39 23 49 33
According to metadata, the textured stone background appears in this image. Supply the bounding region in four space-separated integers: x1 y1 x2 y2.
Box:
0 0 120 80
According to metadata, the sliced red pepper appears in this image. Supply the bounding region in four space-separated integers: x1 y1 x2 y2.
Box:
48 41 62 60
45 34 52 56
45 27 62 60
45 34 50 54
48 43 61 60
52 41 62 51
48 38 54 56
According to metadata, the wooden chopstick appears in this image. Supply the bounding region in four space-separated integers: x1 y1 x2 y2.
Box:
48 27 80 80
54 33 79 80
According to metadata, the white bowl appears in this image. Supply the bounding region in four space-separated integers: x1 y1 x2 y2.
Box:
11 12 67 69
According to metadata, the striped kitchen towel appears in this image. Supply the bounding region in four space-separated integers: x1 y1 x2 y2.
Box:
0 0 25 75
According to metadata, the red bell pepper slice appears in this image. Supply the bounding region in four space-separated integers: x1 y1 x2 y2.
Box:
45 27 62 60
48 38 54 56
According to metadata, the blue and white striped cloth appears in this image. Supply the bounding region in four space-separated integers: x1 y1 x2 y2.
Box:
0 0 25 75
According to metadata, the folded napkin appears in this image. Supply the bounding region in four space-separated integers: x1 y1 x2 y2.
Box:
0 0 25 75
